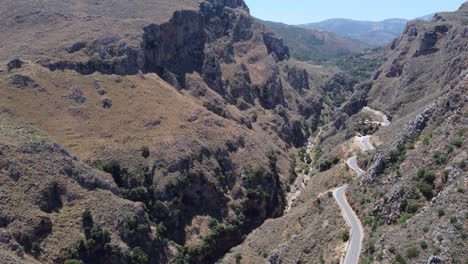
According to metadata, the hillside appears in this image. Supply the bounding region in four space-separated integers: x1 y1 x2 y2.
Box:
300 18 409 47
0 0 357 263
263 21 369 63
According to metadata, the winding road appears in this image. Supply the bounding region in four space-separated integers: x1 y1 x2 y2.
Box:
363 107 391 127
335 107 390 264
356 135 374 151
346 156 365 177
334 185 364 264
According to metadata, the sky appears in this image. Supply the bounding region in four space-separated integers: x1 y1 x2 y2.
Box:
244 0 466 24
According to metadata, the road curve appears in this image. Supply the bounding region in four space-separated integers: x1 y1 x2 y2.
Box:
334 185 364 264
357 135 374 151
363 107 391 127
346 156 365 176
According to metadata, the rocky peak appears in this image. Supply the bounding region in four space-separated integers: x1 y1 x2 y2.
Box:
203 0 249 12
459 2 468 10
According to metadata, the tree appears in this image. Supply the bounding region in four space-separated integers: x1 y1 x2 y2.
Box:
82 209 93 229
341 229 350 242
141 146 150 158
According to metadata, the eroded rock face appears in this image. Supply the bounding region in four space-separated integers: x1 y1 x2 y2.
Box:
262 32 290 61
260 69 285 109
141 0 288 109
285 65 309 91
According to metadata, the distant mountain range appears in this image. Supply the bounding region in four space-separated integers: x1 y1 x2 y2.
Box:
298 14 434 47
263 20 369 63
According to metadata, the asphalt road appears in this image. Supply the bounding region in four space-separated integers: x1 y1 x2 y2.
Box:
334 185 364 264
357 135 374 151
334 108 390 263
346 156 365 176
363 107 391 127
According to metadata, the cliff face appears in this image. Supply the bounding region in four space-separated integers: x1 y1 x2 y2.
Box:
141 0 288 109
366 10 467 118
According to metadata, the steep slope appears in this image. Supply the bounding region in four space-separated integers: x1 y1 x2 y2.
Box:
223 4 467 264
0 114 167 264
344 4 468 263
263 21 369 63
0 0 358 263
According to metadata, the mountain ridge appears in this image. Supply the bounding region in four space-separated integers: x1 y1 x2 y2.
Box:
297 15 434 47
262 20 369 63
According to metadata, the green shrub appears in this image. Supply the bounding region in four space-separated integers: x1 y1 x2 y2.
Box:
289 154 298 183
298 147 307 162
422 136 430 145
341 229 350 242
398 213 413 225
318 157 339 172
459 160 466 169
389 245 396 254
395 254 406 264
40 181 62 213
98 160 128 187
82 209 93 228
450 216 458 224
452 138 463 148
418 170 436 184
417 168 426 178
121 215 136 233
447 144 454 153
406 247 419 259
208 218 219 228
438 208 445 217
122 186 149 202
420 240 428 249
234 253 242 264
433 152 447 165
418 182 434 200
128 247 148 263
141 146 150 158
407 202 419 214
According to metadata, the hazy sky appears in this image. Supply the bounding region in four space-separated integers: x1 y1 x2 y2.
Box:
244 0 466 24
